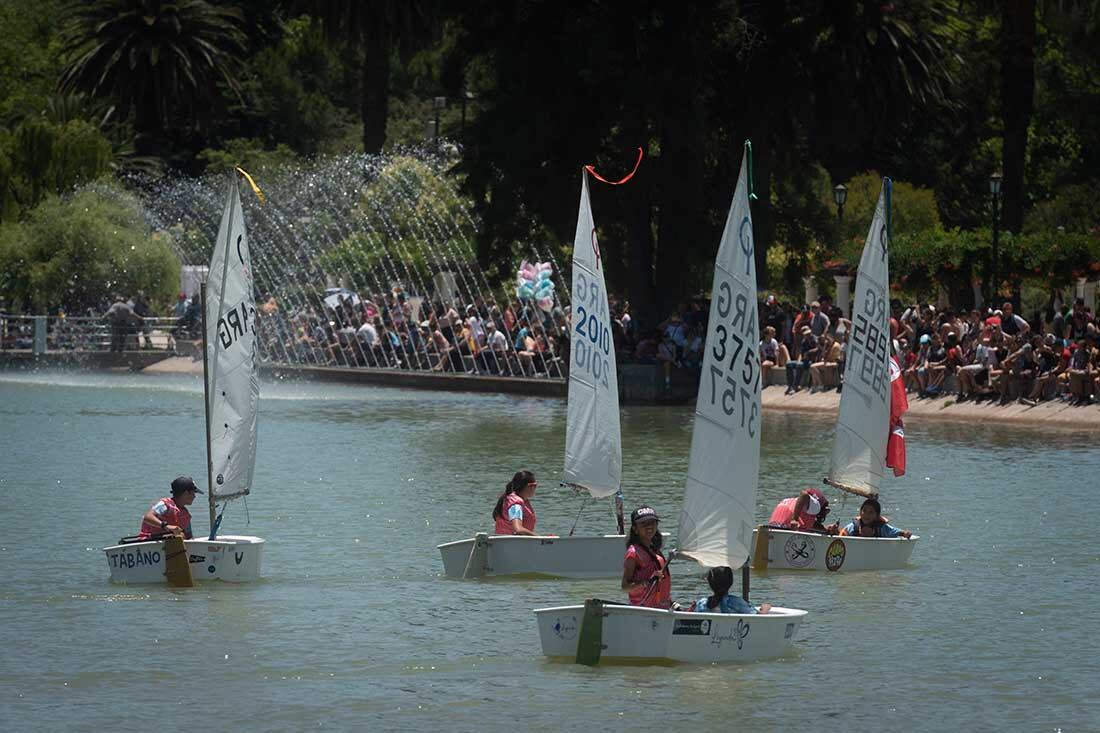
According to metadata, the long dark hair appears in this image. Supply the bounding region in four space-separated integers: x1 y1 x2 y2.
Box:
625 518 664 554
492 470 535 520
704 566 734 610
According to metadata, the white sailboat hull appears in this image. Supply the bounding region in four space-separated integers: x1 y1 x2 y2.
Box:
438 534 629 579
104 535 264 583
751 528 917 571
534 603 807 664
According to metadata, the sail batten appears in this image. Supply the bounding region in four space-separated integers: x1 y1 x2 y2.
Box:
828 179 892 496
205 181 260 504
677 147 760 570
562 173 622 500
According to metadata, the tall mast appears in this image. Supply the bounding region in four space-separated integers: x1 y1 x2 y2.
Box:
204 174 240 537
200 281 215 534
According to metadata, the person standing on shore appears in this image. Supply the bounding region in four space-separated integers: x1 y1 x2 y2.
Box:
105 296 136 352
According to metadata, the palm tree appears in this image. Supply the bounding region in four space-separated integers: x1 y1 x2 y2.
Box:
57 0 247 159
300 0 437 154
1000 0 1036 234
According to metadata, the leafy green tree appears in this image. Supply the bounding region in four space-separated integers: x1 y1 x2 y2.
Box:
298 1 438 154
0 0 65 126
197 138 302 175
0 184 178 313
57 0 248 161
0 118 113 215
999 0 1036 234
1024 183 1100 234
314 155 476 288
232 16 350 156
837 174 942 245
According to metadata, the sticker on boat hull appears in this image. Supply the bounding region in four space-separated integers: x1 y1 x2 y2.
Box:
710 619 750 650
552 616 578 640
825 539 846 571
673 618 711 636
783 535 815 568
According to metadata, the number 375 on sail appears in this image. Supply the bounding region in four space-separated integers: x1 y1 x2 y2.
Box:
706 277 760 437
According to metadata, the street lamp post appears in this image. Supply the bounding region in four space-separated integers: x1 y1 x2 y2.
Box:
833 184 848 226
988 171 1003 307
433 96 446 148
461 90 475 136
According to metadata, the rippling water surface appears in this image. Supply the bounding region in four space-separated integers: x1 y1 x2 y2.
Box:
0 371 1095 731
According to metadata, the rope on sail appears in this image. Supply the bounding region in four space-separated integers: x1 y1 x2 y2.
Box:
584 147 643 185
568 497 589 537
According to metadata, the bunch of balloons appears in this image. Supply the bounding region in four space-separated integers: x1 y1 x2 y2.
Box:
515 260 556 312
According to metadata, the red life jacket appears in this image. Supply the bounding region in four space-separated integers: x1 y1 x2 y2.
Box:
493 493 536 534
139 497 192 539
768 497 817 530
625 543 671 608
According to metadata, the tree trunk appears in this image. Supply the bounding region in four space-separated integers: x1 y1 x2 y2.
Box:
1000 0 1036 234
620 162 656 331
134 86 164 160
362 21 391 154
747 126 774 291
653 11 704 312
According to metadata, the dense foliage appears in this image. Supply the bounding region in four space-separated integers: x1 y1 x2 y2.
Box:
0 0 1097 317
0 184 179 313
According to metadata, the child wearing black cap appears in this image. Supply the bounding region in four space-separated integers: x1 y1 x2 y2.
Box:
621 506 671 608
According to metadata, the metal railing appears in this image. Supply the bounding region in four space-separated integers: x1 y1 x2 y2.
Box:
0 314 181 354
0 311 568 381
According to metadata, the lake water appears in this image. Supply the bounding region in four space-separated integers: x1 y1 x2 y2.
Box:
0 371 1095 731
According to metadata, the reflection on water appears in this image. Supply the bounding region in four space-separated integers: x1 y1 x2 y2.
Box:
0 372 1097 732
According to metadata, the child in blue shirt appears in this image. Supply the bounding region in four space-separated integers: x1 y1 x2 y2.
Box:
839 498 913 538
689 566 772 614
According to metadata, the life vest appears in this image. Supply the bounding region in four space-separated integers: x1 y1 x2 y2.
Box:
139 497 192 539
625 543 671 608
493 493 536 534
841 518 893 538
768 497 817 530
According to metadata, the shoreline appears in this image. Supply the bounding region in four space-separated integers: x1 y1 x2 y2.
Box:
16 355 1100 429
760 384 1100 429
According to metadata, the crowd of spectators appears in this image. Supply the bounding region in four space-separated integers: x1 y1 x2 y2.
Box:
600 288 1100 408
9 278 1098 411
255 287 569 379
749 291 1100 407
890 296 1100 406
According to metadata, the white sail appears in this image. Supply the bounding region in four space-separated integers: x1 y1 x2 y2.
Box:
828 179 891 496
562 172 622 499
677 148 760 568
205 181 259 502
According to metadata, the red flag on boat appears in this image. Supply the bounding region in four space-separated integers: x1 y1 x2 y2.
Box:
886 355 908 477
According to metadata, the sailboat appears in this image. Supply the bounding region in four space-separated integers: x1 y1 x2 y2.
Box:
535 144 807 663
751 178 918 572
438 169 632 579
105 172 265 583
